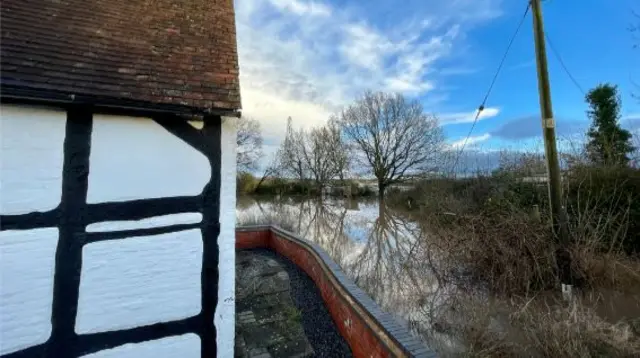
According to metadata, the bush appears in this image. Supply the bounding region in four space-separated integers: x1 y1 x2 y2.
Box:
391 165 640 255
252 177 286 195
425 209 559 295
237 172 258 194
390 165 640 295
565 166 640 255
346 181 376 197
250 178 318 196
429 294 640 358
388 175 547 217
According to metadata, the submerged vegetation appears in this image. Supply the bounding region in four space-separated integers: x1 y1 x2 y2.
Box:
239 193 640 357
383 161 640 356
238 160 640 356
237 172 376 197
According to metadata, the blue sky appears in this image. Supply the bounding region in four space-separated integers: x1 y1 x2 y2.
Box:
235 0 640 159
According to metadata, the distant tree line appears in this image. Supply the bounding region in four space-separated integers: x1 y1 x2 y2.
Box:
237 91 444 198
236 82 637 198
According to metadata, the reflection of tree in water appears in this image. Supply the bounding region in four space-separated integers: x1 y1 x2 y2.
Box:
238 197 453 347
346 205 432 308
236 195 257 211
244 197 354 264
342 203 455 345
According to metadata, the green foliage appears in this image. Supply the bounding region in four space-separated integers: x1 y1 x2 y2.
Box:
585 84 635 166
355 184 376 197
344 180 376 197
565 166 640 255
387 175 547 216
389 165 640 255
243 177 376 198
237 171 258 194
250 178 318 196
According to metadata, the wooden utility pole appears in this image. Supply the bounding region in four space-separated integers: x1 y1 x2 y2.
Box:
530 0 573 298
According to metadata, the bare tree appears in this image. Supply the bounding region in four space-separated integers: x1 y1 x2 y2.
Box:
329 117 351 182
497 151 547 177
278 117 308 180
337 91 444 197
255 156 281 190
300 122 349 190
236 117 263 172
276 117 350 189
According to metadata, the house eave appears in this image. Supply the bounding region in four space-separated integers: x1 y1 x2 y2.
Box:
0 84 242 118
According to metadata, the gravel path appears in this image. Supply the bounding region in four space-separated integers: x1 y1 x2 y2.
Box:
239 249 352 358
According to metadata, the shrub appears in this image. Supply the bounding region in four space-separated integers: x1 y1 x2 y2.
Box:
425 209 559 295
394 165 640 295
391 165 640 255
237 171 258 194
429 294 640 358
565 166 640 255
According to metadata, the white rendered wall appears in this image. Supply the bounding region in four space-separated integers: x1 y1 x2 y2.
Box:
80 334 200 358
0 228 58 355
0 105 66 215
86 213 203 232
75 229 203 334
0 105 64 355
87 114 210 203
0 107 237 357
215 118 237 358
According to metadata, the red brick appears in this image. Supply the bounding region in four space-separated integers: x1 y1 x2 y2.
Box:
237 229 406 358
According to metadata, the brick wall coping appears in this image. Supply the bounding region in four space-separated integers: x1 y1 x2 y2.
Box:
236 225 437 358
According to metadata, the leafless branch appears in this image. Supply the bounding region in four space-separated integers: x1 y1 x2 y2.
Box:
236 117 263 172
337 91 444 197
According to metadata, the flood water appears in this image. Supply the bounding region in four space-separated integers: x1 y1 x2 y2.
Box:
236 195 640 355
237 196 452 351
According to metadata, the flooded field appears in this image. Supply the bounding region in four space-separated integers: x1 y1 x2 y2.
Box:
237 196 640 356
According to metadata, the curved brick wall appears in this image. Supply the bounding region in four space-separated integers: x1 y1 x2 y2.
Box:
236 225 436 358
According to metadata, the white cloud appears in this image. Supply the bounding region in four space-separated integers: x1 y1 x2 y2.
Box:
236 0 503 151
242 87 332 139
623 113 640 121
268 0 331 17
449 133 492 149
439 107 501 125
340 23 394 71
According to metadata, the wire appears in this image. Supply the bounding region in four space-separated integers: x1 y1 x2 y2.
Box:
450 2 531 173
544 33 585 95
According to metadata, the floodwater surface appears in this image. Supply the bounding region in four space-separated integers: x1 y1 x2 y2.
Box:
236 195 640 355
237 196 448 349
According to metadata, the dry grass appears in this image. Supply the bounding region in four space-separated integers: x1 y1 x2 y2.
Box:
526 312 636 356
571 247 640 291
405 175 640 357
415 203 640 298
427 294 640 358
237 211 298 233
425 210 559 295
512 297 640 358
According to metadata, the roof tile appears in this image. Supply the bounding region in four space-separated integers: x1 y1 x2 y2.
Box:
0 0 242 112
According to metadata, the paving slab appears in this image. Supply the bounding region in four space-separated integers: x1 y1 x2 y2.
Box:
236 249 352 358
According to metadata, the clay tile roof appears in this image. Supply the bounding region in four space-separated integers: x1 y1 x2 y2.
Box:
1 0 241 113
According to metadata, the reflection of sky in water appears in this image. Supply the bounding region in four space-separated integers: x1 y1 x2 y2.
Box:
342 224 367 243
236 196 450 350
237 196 640 355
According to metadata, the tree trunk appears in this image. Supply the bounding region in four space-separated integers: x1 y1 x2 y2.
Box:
378 181 386 199
255 175 268 190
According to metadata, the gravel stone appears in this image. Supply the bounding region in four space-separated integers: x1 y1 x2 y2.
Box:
239 249 352 358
